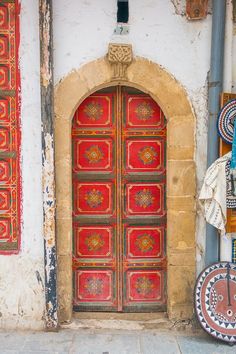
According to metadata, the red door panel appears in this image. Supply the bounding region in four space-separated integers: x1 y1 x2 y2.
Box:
75 270 115 303
73 94 113 128
73 138 113 172
74 225 114 259
72 88 166 312
125 138 165 173
74 182 114 215
125 226 164 260
124 94 165 129
125 270 165 304
125 183 166 217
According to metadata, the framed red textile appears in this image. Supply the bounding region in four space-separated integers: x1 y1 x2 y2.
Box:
0 1 21 253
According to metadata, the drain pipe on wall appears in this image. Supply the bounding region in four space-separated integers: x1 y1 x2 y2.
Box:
205 0 226 266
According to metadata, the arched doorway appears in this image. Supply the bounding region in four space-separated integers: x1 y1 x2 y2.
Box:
72 86 166 312
55 56 196 323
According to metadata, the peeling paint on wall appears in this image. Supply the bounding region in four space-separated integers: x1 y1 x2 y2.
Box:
39 0 58 330
171 0 186 16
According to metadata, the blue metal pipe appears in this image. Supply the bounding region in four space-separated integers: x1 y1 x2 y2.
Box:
205 0 226 266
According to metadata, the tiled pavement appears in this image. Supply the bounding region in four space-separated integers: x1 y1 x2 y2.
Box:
0 328 236 354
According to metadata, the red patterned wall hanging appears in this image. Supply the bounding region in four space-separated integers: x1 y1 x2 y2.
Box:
0 1 21 254
72 87 167 312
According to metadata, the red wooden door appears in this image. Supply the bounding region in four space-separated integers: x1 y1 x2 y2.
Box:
72 87 166 312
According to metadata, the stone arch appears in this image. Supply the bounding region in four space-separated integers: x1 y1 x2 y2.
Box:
54 57 196 322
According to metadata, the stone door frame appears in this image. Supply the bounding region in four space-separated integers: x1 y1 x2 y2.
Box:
54 56 196 323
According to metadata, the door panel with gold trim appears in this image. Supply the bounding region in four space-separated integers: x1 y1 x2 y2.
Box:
72 87 166 312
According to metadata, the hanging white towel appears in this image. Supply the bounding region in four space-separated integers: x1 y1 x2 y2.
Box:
199 152 231 236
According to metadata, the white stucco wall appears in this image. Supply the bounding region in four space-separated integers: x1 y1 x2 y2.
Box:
0 0 45 329
52 0 213 274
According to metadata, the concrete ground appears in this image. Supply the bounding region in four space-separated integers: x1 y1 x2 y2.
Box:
1 325 236 354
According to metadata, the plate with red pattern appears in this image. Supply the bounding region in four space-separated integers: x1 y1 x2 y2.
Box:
195 262 236 343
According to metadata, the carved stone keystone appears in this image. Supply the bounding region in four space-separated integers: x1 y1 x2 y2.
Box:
108 43 133 80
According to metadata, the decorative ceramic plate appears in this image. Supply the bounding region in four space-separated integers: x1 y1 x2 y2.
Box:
217 99 236 144
195 262 236 343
